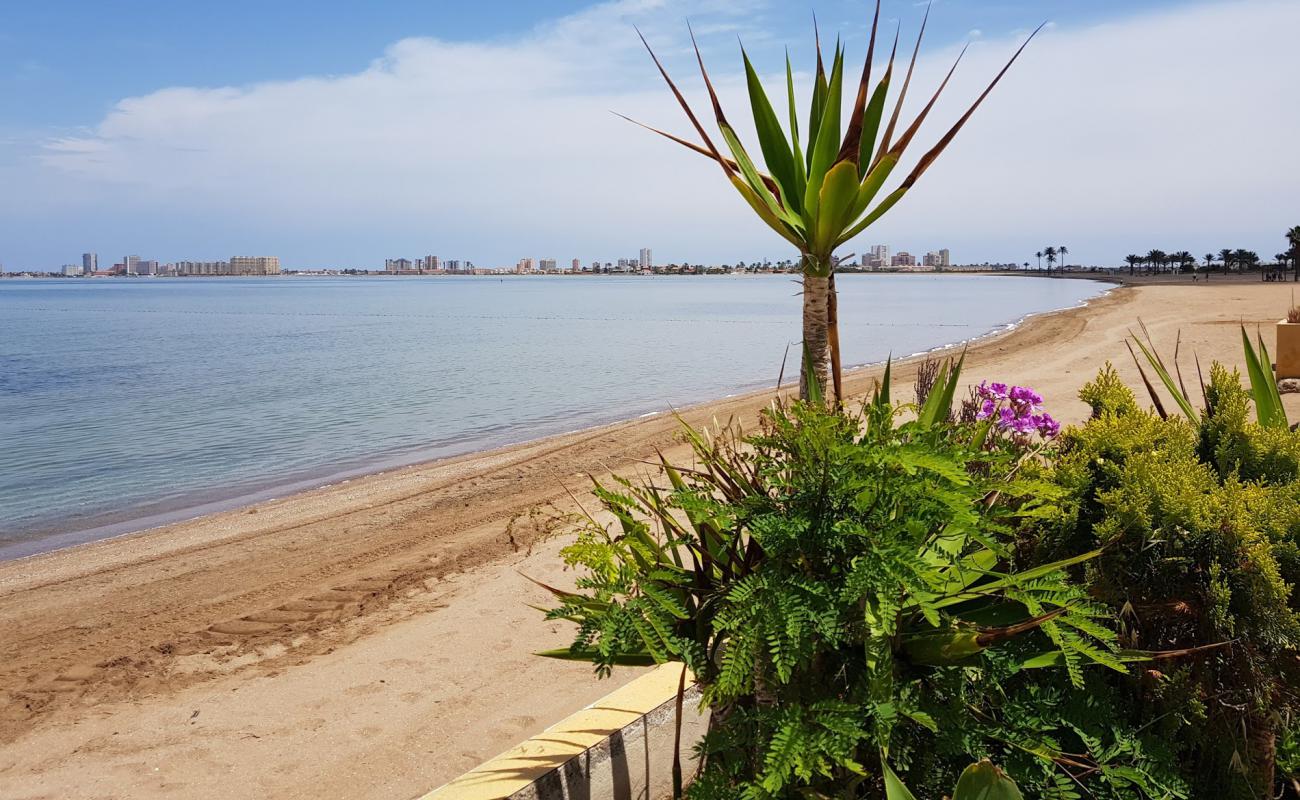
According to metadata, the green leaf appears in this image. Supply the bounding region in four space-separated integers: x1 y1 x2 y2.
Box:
899 627 984 665
534 648 658 667
807 29 830 171
857 71 891 179
743 49 800 215
837 185 908 247
916 352 963 428
934 350 966 422
1129 331 1197 420
786 52 808 202
728 175 803 248
803 341 825 406
882 759 920 800
1242 326 1288 428
952 760 1024 800
803 46 845 227
719 124 804 229
847 132 899 227
813 160 861 251
930 549 1103 609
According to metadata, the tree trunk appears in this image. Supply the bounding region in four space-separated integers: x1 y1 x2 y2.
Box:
827 273 843 407
1247 710 1276 799
800 271 832 404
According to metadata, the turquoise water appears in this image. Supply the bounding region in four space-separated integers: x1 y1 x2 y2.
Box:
0 274 1105 558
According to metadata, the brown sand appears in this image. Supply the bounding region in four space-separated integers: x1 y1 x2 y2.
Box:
1 281 1295 799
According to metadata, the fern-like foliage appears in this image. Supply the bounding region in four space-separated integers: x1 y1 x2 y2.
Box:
541 373 1146 798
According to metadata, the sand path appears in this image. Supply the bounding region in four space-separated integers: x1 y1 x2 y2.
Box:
1 280 1294 799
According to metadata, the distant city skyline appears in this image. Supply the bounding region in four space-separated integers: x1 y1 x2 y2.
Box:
0 0 1295 270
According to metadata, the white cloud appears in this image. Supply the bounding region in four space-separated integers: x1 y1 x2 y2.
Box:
12 0 1300 267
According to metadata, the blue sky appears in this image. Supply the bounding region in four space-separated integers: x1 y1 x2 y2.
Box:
1 0 1295 270
1 1 1185 129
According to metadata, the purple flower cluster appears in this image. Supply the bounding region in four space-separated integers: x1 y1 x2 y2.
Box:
976 381 1060 439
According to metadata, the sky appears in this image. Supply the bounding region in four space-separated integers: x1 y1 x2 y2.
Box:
0 0 1295 270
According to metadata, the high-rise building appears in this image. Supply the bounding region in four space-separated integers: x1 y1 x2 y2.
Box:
82 253 97 273
938 248 950 268
870 244 890 267
571 258 581 273
922 249 952 269
539 258 557 271
892 251 917 267
445 259 461 271
639 248 653 268
229 256 280 275
62 264 83 276
124 255 141 275
136 260 159 275
516 257 534 274
423 255 440 271
175 260 229 275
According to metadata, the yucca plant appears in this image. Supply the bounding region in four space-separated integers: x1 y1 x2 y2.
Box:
628 3 1042 404
1126 321 1290 429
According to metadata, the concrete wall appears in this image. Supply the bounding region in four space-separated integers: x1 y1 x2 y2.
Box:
421 663 708 800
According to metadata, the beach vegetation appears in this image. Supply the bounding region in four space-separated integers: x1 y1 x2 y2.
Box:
1037 362 1300 798
538 360 1193 798
536 339 1300 797
626 3 1041 405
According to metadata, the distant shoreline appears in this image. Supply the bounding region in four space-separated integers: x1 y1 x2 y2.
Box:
0 267 1177 281
6 268 1279 284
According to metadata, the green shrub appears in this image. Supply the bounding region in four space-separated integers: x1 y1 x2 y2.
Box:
533 353 1300 798
1040 365 1300 798
1079 362 1141 418
540 368 1167 798
1201 363 1300 484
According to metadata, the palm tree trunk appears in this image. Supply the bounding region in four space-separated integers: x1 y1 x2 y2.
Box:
800 270 832 404
827 273 843 407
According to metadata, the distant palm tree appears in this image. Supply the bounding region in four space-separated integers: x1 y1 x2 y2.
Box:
1146 249 1167 274
1035 250 1043 271
1044 246 1057 274
1287 226 1300 281
1204 252 1215 271
1234 249 1259 274
1219 248 1235 273
1058 245 1069 271
1125 254 1141 275
1171 250 1194 273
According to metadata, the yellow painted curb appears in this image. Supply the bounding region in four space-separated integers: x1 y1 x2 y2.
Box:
421 662 694 800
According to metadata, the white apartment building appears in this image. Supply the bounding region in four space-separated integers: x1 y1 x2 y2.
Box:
230 256 281 275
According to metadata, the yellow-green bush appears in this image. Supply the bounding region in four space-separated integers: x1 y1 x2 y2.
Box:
1039 367 1300 799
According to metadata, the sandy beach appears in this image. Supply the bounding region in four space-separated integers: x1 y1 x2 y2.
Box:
2 279 1295 799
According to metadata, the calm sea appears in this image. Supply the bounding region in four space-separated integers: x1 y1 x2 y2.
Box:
0 274 1106 559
